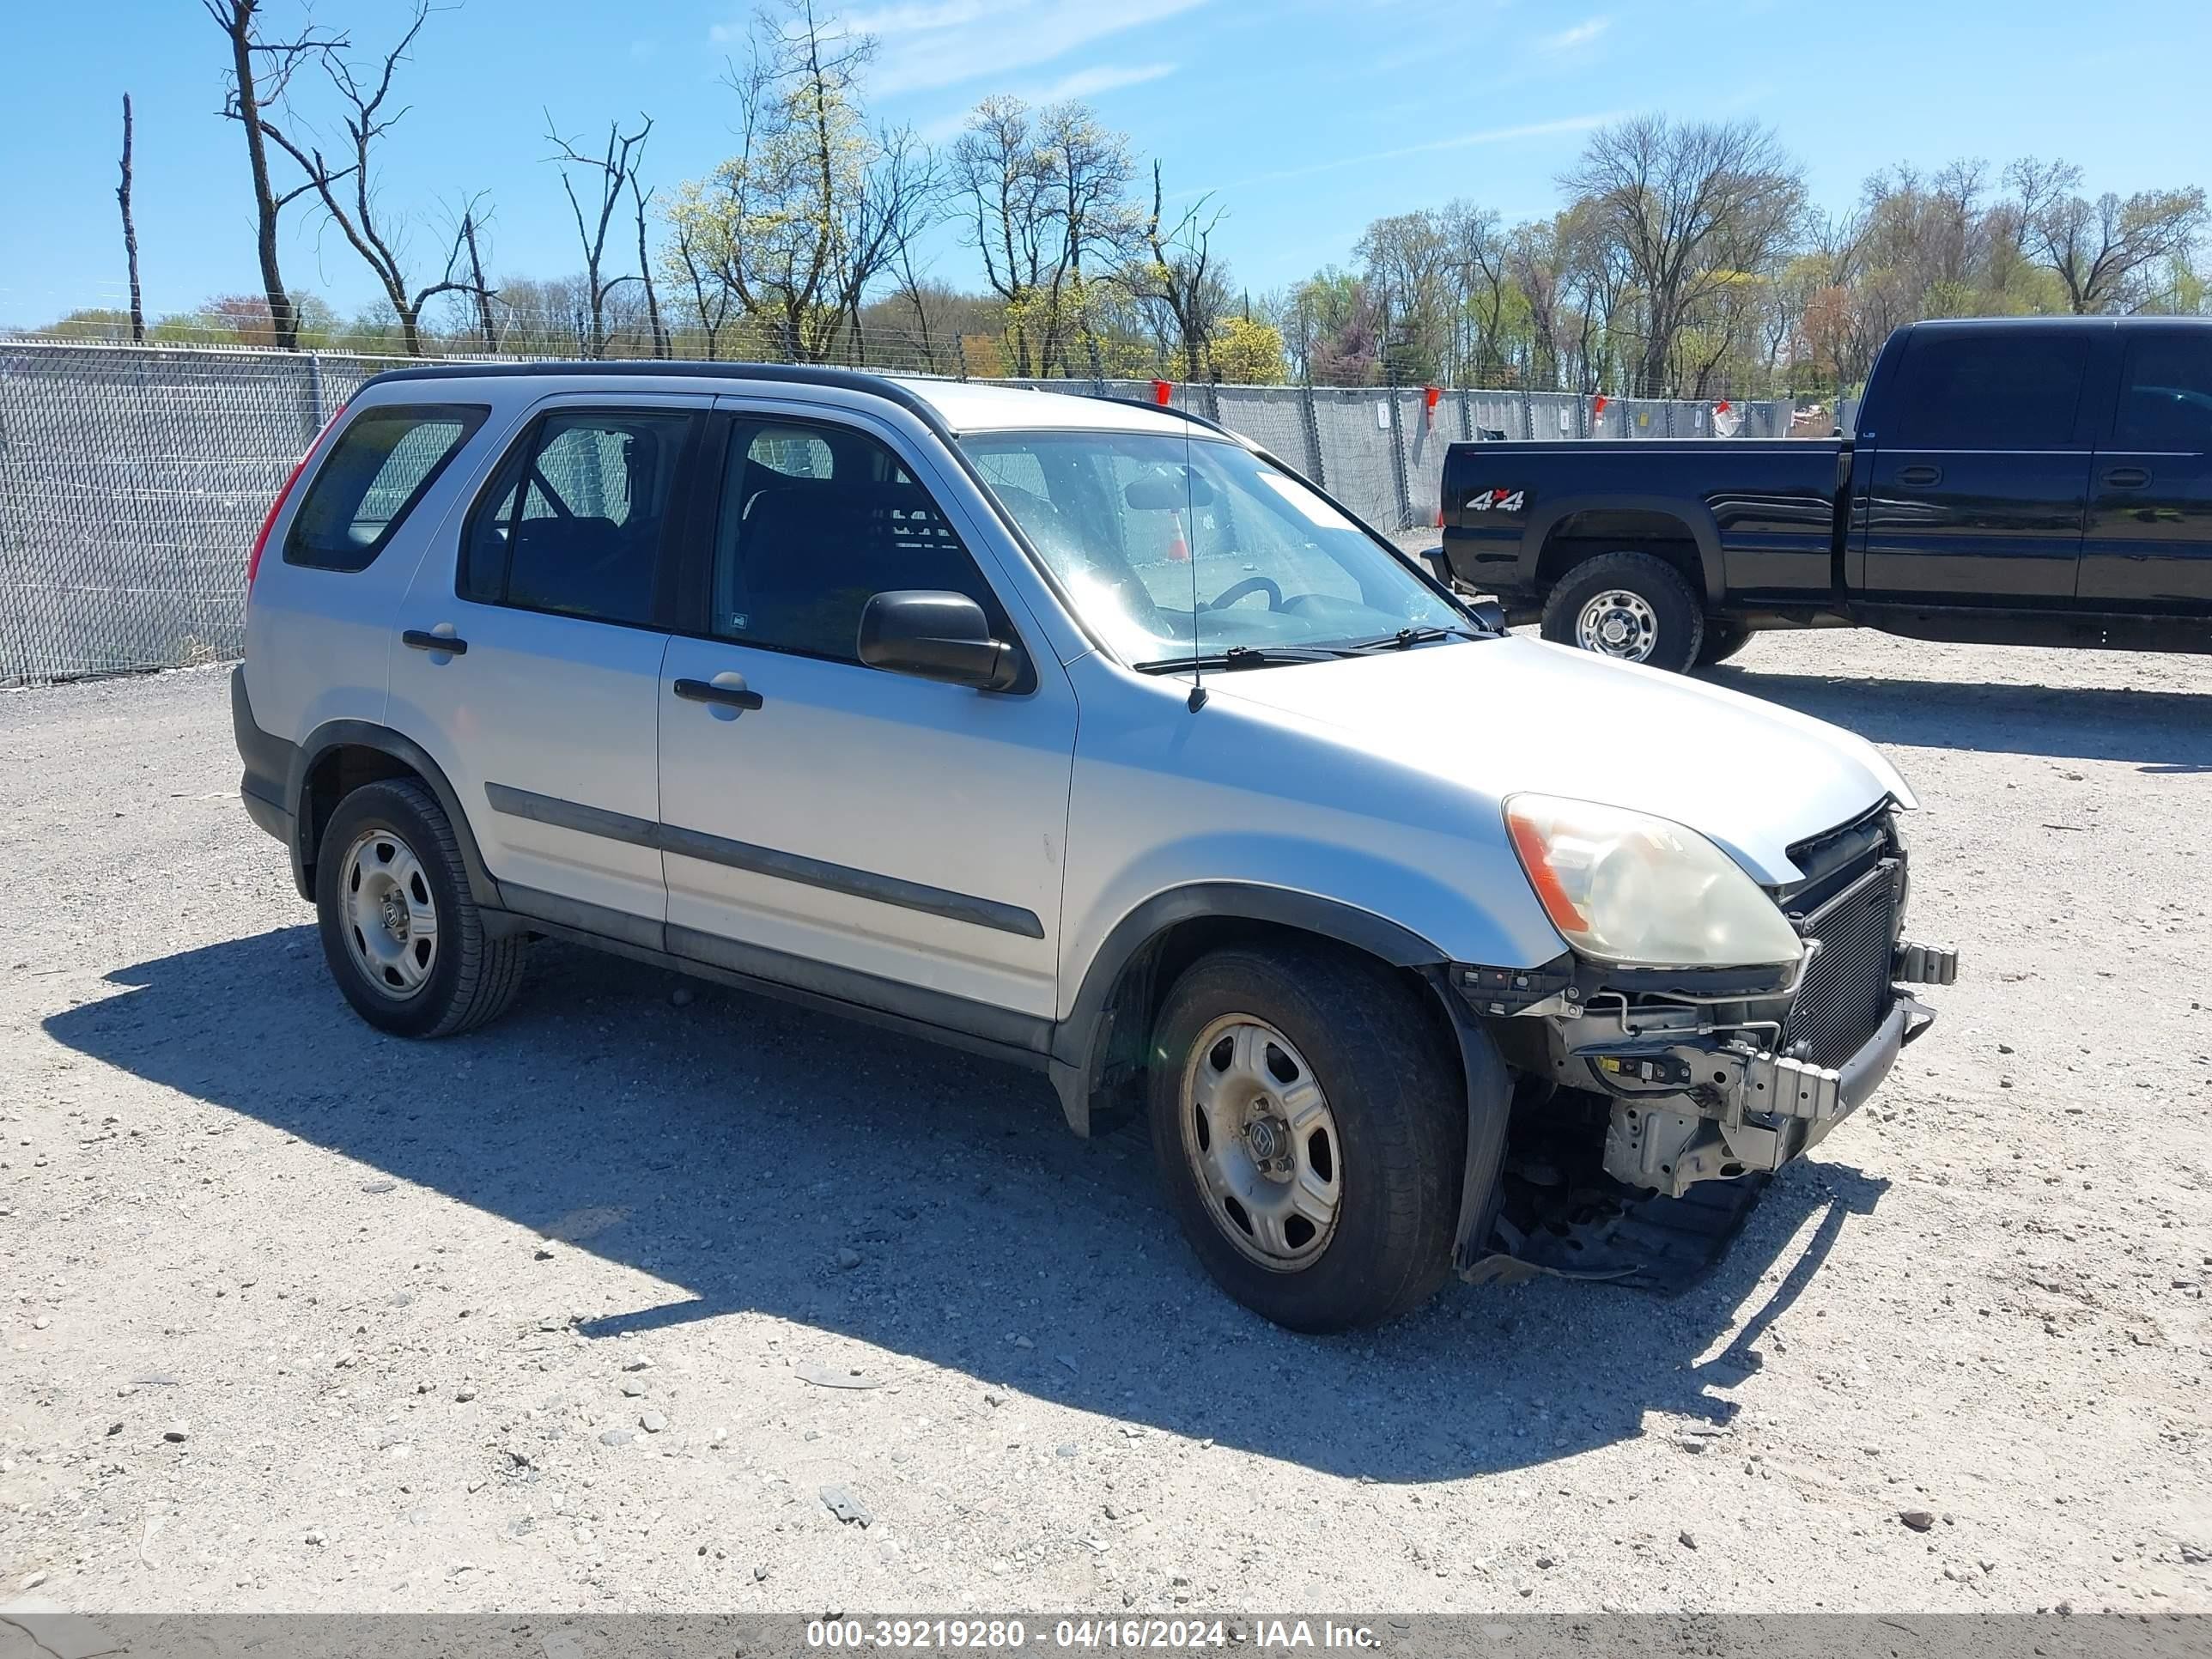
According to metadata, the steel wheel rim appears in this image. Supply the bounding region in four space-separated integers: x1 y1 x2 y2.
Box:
1178 1014 1342 1272
340 826 439 1000
1575 589 1660 660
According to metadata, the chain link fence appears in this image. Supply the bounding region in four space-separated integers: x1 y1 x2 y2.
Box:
0 338 1795 686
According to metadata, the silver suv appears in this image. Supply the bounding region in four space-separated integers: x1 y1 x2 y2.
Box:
232 364 1955 1330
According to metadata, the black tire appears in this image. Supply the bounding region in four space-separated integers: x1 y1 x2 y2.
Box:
1695 623 1754 666
314 777 526 1039
1147 944 1465 1333
1540 550 1705 673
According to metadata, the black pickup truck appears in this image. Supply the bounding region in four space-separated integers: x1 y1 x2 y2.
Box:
1432 315 2212 671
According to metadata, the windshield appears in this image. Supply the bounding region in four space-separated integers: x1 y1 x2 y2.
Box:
960 429 1465 665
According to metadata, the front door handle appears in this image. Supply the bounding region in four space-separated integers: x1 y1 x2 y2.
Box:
402 629 468 655
673 677 763 712
1897 465 1943 487
2103 466 2151 489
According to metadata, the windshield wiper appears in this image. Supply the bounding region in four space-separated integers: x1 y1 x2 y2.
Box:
1132 643 1347 674
1338 625 1480 653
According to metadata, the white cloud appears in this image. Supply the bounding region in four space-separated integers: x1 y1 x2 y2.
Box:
1188 112 1626 196
837 0 1208 95
1538 16 1610 52
1021 60 1179 103
915 60 1179 141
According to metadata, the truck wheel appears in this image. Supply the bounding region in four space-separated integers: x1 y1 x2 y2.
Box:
1541 551 1705 672
314 778 527 1039
1148 944 1464 1333
1696 623 1754 666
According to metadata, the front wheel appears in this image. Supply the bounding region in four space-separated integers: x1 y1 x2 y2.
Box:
1540 550 1705 672
1148 945 1465 1332
1696 623 1754 666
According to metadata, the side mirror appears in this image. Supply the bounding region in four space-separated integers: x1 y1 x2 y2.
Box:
857 590 1025 691
1465 598 1508 634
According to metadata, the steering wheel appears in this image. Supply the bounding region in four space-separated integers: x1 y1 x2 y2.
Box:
1204 575 1284 612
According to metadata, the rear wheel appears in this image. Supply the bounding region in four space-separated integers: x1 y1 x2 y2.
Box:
314 778 526 1038
1147 945 1464 1332
1540 550 1705 673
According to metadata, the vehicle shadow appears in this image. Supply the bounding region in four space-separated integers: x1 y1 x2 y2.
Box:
1704 665 2212 771
45 925 1889 1484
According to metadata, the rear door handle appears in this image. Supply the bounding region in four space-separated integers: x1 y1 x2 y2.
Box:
673 677 763 712
402 629 468 655
2103 466 2151 489
1897 465 1943 487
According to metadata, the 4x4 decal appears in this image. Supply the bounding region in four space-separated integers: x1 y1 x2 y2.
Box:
1464 487 1526 514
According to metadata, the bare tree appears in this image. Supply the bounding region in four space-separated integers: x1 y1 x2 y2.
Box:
459 210 499 351
546 112 654 357
1561 116 1804 395
1121 161 1227 379
951 96 1134 375
2008 156 2208 313
951 97 1054 374
249 4 497 356
204 0 346 349
631 176 669 358
1355 210 1451 381
888 216 941 369
1040 102 1139 373
1443 201 1510 383
665 210 735 360
835 124 940 366
118 94 145 343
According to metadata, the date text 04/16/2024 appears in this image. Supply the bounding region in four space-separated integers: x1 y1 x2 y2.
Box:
803 1620 1383 1650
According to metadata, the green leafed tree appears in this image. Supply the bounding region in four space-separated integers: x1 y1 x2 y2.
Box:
667 0 937 364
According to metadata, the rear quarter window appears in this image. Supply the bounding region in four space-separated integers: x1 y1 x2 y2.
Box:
285 404 488 572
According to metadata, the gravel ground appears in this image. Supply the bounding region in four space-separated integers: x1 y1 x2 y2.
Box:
1 630 2208 1617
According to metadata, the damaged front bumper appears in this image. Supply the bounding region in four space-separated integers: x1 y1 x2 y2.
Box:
1580 986 1937 1197
1462 924 1956 1202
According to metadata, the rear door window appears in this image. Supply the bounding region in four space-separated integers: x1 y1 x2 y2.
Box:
285 404 486 571
460 410 696 627
2112 331 2212 452
1889 332 2089 449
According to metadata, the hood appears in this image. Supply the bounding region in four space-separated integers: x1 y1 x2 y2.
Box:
1200 636 1913 886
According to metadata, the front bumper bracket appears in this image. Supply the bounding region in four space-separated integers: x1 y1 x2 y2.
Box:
1592 993 1935 1198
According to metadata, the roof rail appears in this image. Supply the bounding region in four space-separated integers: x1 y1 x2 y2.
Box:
1093 394 1246 445
349 358 961 438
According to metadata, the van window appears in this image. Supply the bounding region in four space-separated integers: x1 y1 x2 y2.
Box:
285 404 486 571
1888 333 2088 449
461 410 694 627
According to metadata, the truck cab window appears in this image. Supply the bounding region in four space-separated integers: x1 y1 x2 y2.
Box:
2114 333 2212 452
1889 332 2088 449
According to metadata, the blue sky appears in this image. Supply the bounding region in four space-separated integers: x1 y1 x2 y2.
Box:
5 0 2209 322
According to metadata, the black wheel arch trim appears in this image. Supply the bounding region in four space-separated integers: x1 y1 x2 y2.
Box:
1424 966 1516 1278
1520 491 1726 607
1048 883 1453 1134
289 720 506 917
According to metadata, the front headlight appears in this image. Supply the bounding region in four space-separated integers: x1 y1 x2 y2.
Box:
1504 793 1803 969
